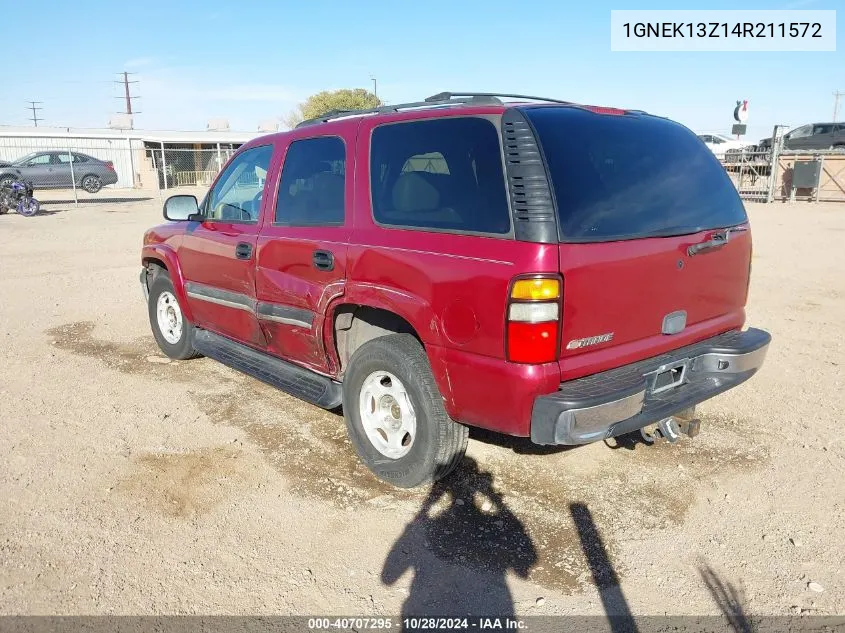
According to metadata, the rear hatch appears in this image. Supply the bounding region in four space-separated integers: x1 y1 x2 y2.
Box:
524 107 751 379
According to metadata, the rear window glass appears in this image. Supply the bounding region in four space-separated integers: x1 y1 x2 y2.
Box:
526 108 747 241
370 117 511 235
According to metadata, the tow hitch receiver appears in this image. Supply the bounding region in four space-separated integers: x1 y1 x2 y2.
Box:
640 408 701 444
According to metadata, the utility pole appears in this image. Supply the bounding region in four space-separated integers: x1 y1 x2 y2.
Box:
370 76 377 99
26 101 43 127
834 90 844 122
115 71 140 115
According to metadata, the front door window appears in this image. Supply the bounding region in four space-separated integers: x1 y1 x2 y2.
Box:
205 145 273 223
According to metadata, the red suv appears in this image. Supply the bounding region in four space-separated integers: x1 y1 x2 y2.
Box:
140 92 770 488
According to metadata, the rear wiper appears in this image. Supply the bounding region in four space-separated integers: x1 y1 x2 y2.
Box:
687 226 748 256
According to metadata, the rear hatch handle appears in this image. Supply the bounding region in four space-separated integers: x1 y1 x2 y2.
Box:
687 226 748 256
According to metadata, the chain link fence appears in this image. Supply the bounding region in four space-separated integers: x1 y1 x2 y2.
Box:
0 141 242 204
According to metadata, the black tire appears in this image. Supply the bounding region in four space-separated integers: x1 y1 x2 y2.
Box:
0 175 16 189
81 174 102 193
342 334 468 488
147 270 200 360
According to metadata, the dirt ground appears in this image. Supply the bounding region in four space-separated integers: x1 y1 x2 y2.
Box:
0 196 842 618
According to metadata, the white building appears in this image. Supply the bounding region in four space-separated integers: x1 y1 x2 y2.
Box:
0 126 267 189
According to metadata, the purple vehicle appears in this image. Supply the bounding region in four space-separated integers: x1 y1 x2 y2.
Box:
0 179 40 216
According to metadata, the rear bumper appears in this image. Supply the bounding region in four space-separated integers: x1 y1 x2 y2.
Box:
530 328 771 445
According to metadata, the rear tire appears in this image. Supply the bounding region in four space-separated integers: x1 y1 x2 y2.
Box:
81 174 102 193
147 270 200 360
342 334 468 488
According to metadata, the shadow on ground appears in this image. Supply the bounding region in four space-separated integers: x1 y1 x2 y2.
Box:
700 566 754 633
469 427 572 455
379 458 643 629
382 457 535 619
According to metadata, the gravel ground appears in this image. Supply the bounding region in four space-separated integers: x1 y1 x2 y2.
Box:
0 197 842 618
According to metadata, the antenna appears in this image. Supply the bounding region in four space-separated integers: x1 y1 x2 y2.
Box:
834 90 844 122
26 101 43 127
115 71 141 115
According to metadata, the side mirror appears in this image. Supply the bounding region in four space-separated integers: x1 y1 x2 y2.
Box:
163 195 199 221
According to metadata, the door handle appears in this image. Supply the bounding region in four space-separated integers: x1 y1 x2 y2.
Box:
313 250 334 271
235 242 253 260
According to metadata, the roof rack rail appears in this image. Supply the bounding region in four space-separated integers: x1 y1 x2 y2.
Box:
295 96 487 128
294 92 565 128
425 91 571 105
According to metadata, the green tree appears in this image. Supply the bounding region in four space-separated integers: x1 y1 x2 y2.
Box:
283 88 381 129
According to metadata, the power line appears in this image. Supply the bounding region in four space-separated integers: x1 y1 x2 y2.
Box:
834 90 844 122
26 101 43 127
115 71 141 115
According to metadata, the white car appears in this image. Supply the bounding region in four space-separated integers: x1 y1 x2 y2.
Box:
696 133 753 159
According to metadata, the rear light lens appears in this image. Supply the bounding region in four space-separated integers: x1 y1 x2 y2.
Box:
507 322 558 363
506 276 562 364
105 161 115 171
510 278 560 301
508 302 558 323
583 106 627 116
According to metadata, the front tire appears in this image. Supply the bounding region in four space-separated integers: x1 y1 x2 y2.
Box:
16 198 39 216
81 174 102 193
342 334 468 488
147 271 199 360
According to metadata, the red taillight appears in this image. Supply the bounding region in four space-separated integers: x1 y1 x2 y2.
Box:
507 322 558 363
582 106 627 116
506 276 562 364
105 161 115 171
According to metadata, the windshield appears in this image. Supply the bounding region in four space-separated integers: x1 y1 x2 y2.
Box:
525 107 747 242
11 153 38 166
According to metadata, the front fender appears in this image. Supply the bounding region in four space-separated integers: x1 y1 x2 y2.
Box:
141 244 194 322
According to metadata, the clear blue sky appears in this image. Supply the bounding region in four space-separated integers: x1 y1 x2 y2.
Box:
3 0 841 141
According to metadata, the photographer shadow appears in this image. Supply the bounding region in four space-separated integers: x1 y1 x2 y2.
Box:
381 457 536 621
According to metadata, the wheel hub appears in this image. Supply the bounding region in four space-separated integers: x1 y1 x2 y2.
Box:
155 291 183 345
359 371 417 459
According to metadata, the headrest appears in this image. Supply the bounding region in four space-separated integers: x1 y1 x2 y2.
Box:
391 172 440 213
312 172 344 209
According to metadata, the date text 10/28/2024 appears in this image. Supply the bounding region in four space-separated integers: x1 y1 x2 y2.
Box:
307 617 528 630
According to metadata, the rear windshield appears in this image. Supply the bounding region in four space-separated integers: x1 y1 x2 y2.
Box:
525 107 747 241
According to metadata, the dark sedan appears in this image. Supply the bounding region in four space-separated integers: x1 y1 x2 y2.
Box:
0 151 118 193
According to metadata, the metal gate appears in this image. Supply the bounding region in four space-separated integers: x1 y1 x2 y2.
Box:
718 125 785 203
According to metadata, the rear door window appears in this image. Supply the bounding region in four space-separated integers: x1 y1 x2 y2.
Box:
370 117 511 235
525 107 747 242
275 136 345 226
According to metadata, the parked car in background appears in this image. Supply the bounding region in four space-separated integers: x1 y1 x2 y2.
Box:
140 91 771 488
758 122 845 151
696 133 753 159
0 151 118 193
